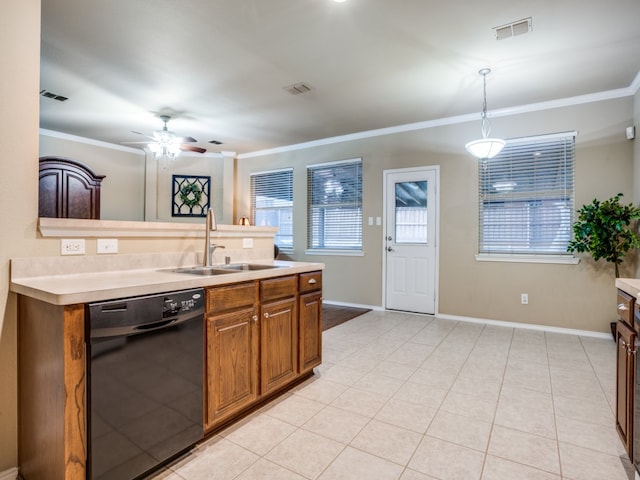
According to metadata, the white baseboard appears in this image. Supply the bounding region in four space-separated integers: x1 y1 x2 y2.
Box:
322 300 611 339
322 300 383 311
0 467 18 480
436 313 612 339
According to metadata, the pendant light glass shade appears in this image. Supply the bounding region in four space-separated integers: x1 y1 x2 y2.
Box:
465 68 505 159
465 137 506 159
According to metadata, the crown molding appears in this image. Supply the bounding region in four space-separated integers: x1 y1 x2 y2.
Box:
239 76 640 159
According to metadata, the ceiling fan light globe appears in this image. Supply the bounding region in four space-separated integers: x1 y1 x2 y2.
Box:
465 138 506 159
148 143 162 153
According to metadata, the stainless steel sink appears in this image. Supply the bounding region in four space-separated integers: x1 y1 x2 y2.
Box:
166 263 284 276
169 266 235 276
217 263 283 271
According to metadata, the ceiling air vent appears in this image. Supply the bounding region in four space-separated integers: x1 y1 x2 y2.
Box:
208 140 223 145
283 82 313 95
494 17 532 40
40 89 69 101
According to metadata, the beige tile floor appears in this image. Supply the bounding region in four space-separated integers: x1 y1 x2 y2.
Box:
149 310 636 480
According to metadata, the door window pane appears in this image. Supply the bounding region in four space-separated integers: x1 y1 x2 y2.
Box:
395 181 427 244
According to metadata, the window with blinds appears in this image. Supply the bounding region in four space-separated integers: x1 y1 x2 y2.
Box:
478 132 575 256
307 159 362 252
250 168 293 253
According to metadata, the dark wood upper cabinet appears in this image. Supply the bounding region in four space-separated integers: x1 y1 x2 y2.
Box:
39 156 105 219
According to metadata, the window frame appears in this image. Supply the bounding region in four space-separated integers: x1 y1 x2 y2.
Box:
250 167 294 254
306 158 363 256
476 131 578 264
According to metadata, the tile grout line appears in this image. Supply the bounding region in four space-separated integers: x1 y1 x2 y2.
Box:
474 325 513 480
546 331 565 479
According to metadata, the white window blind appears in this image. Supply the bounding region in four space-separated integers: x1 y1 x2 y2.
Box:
250 168 293 253
479 132 575 256
307 159 362 251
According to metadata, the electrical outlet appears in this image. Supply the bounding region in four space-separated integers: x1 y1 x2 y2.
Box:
61 239 85 256
97 238 118 254
242 238 253 248
521 293 529 305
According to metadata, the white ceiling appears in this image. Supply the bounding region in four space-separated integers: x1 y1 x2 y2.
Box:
40 0 640 156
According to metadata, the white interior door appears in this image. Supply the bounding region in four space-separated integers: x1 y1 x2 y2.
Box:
384 167 438 314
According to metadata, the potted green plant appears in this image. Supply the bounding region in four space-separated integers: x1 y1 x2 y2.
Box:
567 193 640 278
567 193 640 338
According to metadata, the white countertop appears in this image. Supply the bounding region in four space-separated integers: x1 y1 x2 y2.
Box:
616 278 640 299
10 253 323 305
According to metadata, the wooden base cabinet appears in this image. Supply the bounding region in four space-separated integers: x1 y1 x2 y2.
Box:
205 272 323 431
616 319 636 460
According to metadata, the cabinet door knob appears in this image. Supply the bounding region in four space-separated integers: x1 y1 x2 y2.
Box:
618 303 629 311
264 312 269 319
252 315 258 322
308 278 317 285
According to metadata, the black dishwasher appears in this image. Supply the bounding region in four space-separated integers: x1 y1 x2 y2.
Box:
86 288 205 480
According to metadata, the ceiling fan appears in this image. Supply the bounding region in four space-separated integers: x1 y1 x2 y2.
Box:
124 114 206 159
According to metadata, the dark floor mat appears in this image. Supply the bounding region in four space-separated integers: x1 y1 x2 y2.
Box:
322 304 371 331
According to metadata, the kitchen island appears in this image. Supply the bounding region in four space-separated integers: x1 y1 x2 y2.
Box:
11 253 324 480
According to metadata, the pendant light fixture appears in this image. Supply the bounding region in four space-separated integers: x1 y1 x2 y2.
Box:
465 68 505 159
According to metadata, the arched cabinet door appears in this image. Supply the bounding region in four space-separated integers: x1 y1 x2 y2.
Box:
39 156 105 219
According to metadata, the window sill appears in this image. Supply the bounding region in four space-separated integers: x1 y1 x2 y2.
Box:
475 254 580 265
305 249 364 257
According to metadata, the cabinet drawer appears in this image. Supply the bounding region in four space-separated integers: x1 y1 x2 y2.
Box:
260 275 297 301
617 289 634 326
207 282 257 314
299 271 322 293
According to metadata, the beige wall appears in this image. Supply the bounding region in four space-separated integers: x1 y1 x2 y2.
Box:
1 0 41 469
1 0 638 472
236 98 635 333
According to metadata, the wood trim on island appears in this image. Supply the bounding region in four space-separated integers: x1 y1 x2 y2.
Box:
18 298 86 480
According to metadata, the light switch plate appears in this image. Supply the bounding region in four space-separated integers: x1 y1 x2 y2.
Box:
61 239 85 256
626 126 636 140
97 238 118 254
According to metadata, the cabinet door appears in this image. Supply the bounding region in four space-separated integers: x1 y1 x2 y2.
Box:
299 291 322 374
616 320 636 459
260 297 297 395
206 306 258 429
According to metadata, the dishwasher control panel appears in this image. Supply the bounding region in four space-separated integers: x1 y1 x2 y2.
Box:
163 290 204 318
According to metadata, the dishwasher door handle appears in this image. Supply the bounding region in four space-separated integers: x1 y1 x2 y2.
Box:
134 318 177 331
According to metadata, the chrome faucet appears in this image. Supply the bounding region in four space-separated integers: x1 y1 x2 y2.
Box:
204 208 224 267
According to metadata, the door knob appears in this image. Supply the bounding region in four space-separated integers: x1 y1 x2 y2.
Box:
387 246 393 252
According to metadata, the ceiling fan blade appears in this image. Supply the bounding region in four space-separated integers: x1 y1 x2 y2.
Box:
121 141 153 145
180 144 207 154
179 136 197 143
130 131 156 141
